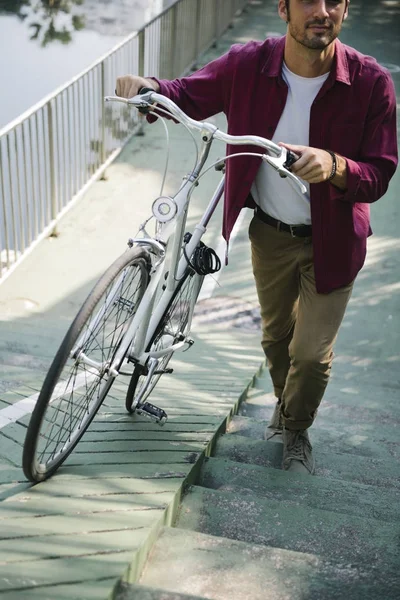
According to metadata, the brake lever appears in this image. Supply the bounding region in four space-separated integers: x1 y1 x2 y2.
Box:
263 147 307 195
137 87 156 114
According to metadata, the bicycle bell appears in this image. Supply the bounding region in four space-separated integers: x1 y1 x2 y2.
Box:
152 196 178 222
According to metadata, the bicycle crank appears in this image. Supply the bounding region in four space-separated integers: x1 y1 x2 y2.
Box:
136 401 168 425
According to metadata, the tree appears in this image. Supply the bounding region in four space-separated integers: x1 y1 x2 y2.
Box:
1 0 86 46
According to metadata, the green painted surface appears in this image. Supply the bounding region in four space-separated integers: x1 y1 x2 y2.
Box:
177 486 400 578
140 527 400 600
213 432 400 489
115 582 209 600
0 509 162 541
0 579 117 600
229 415 400 462
200 456 400 524
1 528 154 565
0 551 135 593
0 491 175 520
41 463 192 480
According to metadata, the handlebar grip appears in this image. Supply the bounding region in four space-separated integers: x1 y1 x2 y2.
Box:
138 87 155 114
283 150 299 170
139 87 155 95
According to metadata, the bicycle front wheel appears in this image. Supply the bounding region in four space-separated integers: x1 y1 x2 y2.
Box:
125 268 203 413
23 247 150 482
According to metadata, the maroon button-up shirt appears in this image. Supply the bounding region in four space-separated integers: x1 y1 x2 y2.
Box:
153 36 398 293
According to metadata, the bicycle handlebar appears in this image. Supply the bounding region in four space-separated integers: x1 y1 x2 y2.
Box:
105 91 307 195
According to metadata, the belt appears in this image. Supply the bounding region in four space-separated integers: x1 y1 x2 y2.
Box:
255 207 312 238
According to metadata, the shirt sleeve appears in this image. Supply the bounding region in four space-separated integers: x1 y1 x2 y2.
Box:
331 70 398 204
146 47 235 123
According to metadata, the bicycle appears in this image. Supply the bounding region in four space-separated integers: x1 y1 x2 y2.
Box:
22 90 306 482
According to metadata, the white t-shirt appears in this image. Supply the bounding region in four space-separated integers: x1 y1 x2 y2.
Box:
251 63 329 225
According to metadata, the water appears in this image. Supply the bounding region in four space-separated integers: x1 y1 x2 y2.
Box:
0 0 174 129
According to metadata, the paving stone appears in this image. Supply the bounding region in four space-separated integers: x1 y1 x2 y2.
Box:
81 431 212 443
115 582 209 600
73 439 207 454
0 550 134 593
66 450 202 466
0 528 153 565
24 475 183 498
50 462 192 480
0 490 174 520
88 422 218 433
0 578 115 600
0 508 163 540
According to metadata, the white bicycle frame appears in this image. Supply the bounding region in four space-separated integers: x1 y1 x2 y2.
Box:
73 92 306 396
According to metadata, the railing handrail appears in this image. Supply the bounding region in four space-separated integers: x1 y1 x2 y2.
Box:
0 0 249 282
0 31 139 138
0 0 198 137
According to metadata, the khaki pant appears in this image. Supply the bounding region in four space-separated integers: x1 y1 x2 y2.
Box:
249 214 354 431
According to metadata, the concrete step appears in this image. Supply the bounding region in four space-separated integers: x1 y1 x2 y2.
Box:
239 387 400 423
214 432 400 489
199 456 400 524
245 369 400 413
114 581 209 600
228 415 400 462
139 526 399 600
177 486 400 590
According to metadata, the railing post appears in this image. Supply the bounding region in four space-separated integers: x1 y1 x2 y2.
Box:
169 3 178 79
47 101 58 233
194 0 202 64
138 29 145 77
100 61 107 178
137 30 146 135
214 0 220 45
229 0 235 28
0 143 10 275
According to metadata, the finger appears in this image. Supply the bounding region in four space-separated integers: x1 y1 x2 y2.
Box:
290 155 310 173
116 77 123 96
279 142 305 154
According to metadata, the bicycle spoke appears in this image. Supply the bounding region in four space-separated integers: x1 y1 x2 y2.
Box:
25 252 149 480
126 270 202 412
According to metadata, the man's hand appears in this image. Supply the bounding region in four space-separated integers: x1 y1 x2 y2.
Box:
115 75 160 99
280 143 347 190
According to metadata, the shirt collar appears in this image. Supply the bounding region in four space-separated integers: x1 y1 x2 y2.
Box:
261 36 351 86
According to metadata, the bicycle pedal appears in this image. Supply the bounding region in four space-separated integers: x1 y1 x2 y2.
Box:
136 402 168 425
183 338 194 351
154 368 174 375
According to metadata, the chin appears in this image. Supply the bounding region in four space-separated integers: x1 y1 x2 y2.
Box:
305 34 333 49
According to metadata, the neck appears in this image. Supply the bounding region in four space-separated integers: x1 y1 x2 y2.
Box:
284 37 336 78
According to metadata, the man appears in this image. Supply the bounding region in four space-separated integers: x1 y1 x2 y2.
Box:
116 0 398 474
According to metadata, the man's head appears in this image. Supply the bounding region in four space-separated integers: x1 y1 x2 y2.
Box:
279 0 349 51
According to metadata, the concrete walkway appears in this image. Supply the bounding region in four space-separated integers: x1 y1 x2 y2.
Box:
0 0 399 598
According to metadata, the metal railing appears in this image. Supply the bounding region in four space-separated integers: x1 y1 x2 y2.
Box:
0 0 248 282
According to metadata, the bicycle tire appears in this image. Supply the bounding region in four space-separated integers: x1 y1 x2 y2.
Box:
125 268 203 413
23 247 150 482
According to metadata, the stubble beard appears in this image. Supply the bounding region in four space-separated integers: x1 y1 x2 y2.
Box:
289 26 336 50
286 7 340 50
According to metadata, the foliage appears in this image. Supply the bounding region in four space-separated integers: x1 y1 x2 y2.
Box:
1 0 86 46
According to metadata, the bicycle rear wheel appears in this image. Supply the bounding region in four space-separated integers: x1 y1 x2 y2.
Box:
125 268 203 413
23 247 150 482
